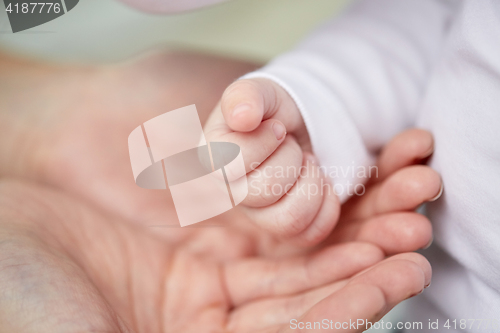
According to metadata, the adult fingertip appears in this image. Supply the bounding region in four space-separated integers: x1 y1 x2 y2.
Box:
379 165 442 211
416 129 435 159
404 129 434 160
388 253 432 288
377 129 435 181
422 234 433 249
399 129 435 160
427 181 444 202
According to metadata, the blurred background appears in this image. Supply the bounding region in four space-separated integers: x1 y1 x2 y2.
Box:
0 0 408 331
0 0 348 64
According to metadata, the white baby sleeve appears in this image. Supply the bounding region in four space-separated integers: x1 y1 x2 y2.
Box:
244 0 458 202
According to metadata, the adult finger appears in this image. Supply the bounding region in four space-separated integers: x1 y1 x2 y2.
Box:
376 129 434 182
228 253 430 332
286 255 429 332
224 242 384 306
342 165 442 221
328 212 433 255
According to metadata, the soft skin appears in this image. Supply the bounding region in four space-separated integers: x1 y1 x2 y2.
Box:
0 51 439 332
0 178 430 333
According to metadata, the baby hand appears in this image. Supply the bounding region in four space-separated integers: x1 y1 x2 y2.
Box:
204 78 340 246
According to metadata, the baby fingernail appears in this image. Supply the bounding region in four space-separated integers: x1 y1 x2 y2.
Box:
272 122 286 141
232 103 251 118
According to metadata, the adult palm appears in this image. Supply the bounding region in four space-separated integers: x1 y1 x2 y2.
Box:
0 179 431 333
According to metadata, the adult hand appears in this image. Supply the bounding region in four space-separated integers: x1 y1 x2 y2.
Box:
0 179 430 333
0 51 440 331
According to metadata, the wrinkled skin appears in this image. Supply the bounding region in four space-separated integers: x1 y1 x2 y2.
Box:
0 51 441 332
